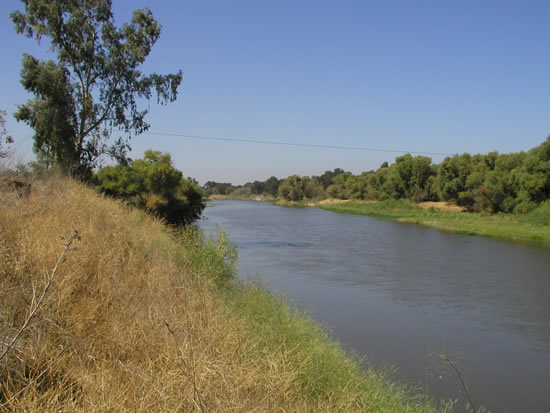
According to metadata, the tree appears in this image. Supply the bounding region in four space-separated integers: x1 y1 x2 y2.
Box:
203 181 236 196
393 154 434 202
303 177 325 200
249 180 266 195
319 168 345 189
513 136 550 212
278 175 304 201
93 150 205 225
264 176 280 196
11 0 182 176
435 153 476 203
0 110 14 158
326 172 353 199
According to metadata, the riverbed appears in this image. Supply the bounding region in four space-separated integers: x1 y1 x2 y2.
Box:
199 200 550 412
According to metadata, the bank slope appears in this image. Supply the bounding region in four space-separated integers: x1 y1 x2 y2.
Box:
0 176 450 412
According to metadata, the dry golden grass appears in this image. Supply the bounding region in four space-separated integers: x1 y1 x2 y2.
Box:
0 176 307 412
417 201 467 213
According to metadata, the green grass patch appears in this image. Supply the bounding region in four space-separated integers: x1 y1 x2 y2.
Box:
323 199 422 219
319 200 550 246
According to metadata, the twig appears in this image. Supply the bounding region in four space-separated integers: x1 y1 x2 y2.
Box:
164 321 207 413
440 352 476 412
0 231 80 363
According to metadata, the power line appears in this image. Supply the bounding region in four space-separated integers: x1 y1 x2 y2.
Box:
12 135 34 150
144 131 455 157
11 131 457 157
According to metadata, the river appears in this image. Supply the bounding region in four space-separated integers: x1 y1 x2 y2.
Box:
199 200 550 413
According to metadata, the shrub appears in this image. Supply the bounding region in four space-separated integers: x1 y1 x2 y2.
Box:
93 150 205 225
523 200 550 226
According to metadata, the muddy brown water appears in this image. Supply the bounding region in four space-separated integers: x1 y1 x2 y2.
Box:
199 200 550 413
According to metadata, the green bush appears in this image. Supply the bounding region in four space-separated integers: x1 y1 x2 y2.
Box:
523 200 550 226
93 150 205 225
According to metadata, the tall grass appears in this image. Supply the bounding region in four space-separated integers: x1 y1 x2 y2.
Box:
0 176 451 412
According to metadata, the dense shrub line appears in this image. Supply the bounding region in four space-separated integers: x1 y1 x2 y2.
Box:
206 137 550 214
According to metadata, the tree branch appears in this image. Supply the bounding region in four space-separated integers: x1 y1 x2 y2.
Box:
440 352 477 412
0 231 80 363
81 86 117 140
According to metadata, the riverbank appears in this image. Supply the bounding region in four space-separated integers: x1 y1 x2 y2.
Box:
281 198 550 246
0 176 450 412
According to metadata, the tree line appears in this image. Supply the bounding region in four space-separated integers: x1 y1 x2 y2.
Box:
205 137 550 214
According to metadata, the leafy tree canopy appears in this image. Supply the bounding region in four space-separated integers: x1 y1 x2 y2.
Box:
278 175 305 201
11 0 182 176
93 150 205 225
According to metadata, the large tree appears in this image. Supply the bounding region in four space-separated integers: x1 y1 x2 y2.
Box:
11 0 182 176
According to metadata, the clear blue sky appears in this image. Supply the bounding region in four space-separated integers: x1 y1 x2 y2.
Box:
1 0 549 184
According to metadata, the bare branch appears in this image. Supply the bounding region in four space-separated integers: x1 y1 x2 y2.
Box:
440 352 477 412
0 231 80 363
81 79 120 140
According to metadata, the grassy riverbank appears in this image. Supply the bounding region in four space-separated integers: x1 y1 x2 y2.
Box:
0 176 451 412
313 199 550 246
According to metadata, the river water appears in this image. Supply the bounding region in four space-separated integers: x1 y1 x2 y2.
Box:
199 200 550 413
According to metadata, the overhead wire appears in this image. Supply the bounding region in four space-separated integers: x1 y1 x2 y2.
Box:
11 131 457 157
144 131 456 157
10 134 34 150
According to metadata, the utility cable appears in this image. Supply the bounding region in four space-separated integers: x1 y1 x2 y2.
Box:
144 131 455 157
